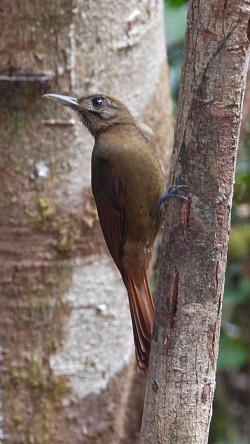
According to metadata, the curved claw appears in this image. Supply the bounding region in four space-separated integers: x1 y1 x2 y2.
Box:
151 185 188 219
167 184 188 193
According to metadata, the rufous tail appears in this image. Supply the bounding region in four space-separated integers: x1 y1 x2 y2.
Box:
124 272 155 374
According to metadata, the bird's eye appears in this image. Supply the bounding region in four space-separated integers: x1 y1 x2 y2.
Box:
92 97 105 109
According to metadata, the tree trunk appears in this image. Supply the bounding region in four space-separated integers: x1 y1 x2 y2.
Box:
0 1 172 442
239 63 250 152
141 1 250 443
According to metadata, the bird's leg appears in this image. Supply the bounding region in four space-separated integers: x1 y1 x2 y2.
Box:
151 185 188 219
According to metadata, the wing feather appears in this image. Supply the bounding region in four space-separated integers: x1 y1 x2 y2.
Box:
97 205 125 275
91 142 155 373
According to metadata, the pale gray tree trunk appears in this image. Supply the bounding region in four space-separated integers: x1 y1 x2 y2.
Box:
141 1 250 443
0 1 172 442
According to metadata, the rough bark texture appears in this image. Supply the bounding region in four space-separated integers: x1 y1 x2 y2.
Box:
239 63 250 152
0 1 173 442
141 1 250 443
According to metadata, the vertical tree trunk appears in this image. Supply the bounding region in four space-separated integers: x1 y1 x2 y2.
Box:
0 1 172 442
239 64 250 151
141 1 250 443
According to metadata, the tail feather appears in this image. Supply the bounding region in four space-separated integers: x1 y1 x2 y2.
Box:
125 272 155 374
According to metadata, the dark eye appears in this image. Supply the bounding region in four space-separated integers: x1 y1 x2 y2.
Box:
92 97 105 108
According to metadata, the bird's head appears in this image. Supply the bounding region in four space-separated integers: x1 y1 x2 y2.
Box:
43 93 134 136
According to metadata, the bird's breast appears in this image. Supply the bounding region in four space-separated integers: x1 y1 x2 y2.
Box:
92 126 164 238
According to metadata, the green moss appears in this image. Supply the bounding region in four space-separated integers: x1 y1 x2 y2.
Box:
25 195 55 225
25 356 47 390
10 367 25 386
5 357 69 442
57 228 71 252
9 358 46 390
36 196 55 221
21 177 99 261
49 375 69 399
45 334 59 354
25 192 89 256
12 413 24 426
26 399 60 444
25 296 51 322
56 223 82 254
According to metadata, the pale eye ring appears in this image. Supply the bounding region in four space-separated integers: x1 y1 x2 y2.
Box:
92 97 105 108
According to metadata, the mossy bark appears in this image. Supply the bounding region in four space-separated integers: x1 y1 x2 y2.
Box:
0 1 173 442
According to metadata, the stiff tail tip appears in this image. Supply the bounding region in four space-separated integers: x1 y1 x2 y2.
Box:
125 273 155 374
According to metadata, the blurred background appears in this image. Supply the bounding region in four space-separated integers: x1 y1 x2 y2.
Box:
165 1 250 442
0 2 249 442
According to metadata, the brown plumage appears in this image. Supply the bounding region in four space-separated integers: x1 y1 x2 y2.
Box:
43 93 164 373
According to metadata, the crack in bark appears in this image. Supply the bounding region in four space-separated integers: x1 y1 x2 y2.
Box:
186 194 192 229
215 260 220 293
169 267 179 340
211 323 217 367
217 293 222 315
201 383 211 403
170 266 179 331
164 266 179 355
247 17 250 41
192 23 239 109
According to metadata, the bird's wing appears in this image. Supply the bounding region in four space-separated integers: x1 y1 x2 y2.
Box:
92 142 155 374
97 203 126 275
95 172 155 374
92 153 127 275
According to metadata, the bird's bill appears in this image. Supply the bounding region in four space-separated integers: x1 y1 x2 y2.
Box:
43 93 81 111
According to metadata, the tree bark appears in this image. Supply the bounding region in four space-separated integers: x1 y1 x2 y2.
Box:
141 1 250 443
239 63 250 152
0 1 172 442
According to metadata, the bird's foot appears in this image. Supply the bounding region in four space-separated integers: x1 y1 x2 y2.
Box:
151 185 188 219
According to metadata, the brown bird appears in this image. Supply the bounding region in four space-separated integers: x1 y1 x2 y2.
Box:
43 93 165 374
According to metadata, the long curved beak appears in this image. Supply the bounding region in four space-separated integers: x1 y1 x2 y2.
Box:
43 93 81 111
